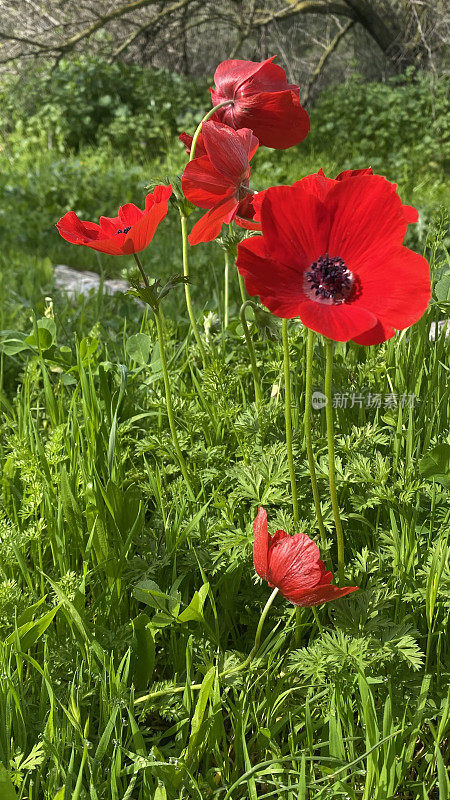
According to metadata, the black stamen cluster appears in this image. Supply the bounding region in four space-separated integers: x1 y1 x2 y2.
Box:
116 226 132 235
306 253 352 303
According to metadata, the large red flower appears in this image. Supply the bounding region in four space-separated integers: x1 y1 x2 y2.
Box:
210 56 310 149
56 185 172 256
253 508 357 606
181 120 259 245
237 170 431 345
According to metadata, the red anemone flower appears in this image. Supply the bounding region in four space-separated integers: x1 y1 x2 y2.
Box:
56 185 172 256
253 508 357 606
181 120 259 245
210 56 310 150
237 170 430 345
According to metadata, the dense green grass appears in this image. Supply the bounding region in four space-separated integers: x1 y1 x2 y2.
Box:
0 201 449 798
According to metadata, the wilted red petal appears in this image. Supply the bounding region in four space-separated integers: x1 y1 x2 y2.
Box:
267 531 323 594
252 509 357 607
285 584 358 607
253 507 270 580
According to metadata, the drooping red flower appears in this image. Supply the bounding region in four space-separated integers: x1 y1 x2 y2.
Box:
56 185 172 256
210 56 310 150
237 170 431 345
181 120 259 245
253 508 357 606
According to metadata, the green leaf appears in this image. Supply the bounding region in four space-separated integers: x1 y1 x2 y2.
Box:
419 443 450 487
0 762 18 799
435 274 450 302
126 333 152 366
184 666 215 766
25 318 56 350
178 583 209 624
132 613 155 690
6 604 60 651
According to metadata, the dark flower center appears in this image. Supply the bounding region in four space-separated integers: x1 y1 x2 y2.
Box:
116 226 132 235
305 253 353 304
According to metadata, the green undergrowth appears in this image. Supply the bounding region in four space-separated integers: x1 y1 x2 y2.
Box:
0 206 448 798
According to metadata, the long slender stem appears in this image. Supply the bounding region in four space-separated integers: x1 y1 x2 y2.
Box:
282 319 299 526
240 301 262 406
237 271 247 304
154 304 195 500
324 338 345 584
136 587 279 705
227 223 246 303
189 100 234 161
133 253 150 288
180 213 207 363
226 587 279 676
304 329 328 552
224 249 230 329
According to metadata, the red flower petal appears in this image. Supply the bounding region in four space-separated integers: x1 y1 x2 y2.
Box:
267 531 324 594
351 320 395 346
182 156 236 208
260 184 330 268
237 237 306 316
188 195 238 245
118 203 143 227
253 507 270 580
285 584 358 607
292 170 336 203
402 204 419 224
179 131 207 158
296 299 377 342
232 90 310 150
212 57 281 98
121 188 172 254
252 508 358 607
353 246 431 330
202 121 257 182
336 167 373 181
327 174 407 269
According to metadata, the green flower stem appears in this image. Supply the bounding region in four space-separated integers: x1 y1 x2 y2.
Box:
282 319 299 527
154 304 195 500
189 100 234 161
304 329 328 551
133 255 195 500
135 587 279 706
324 337 345 584
133 253 150 289
225 587 279 677
237 271 247 304
180 212 207 363
227 223 246 303
240 301 262 406
224 248 230 329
